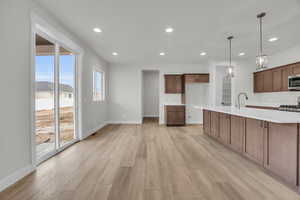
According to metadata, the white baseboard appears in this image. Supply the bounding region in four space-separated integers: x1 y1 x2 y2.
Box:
107 120 142 124
81 123 108 140
0 165 35 192
143 115 159 118
187 122 203 125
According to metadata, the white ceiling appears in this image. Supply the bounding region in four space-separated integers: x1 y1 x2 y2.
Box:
35 0 300 64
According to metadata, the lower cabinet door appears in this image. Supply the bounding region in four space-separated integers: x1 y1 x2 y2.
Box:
230 115 245 153
210 112 220 138
244 118 264 165
219 113 230 144
167 111 185 125
203 110 211 135
266 123 298 186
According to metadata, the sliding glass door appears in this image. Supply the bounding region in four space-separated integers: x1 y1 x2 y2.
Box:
35 34 77 163
35 35 56 159
59 46 76 146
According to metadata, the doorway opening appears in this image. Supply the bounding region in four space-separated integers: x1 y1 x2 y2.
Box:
34 33 78 164
142 70 160 124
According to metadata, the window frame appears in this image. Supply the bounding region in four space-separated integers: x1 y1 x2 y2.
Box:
93 67 105 102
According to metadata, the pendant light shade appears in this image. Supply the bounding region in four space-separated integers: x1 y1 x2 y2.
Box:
256 12 268 70
227 36 234 78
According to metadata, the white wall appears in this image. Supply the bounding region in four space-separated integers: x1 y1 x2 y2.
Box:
0 0 33 183
185 83 209 123
108 63 210 124
81 53 108 137
0 0 108 189
142 71 159 117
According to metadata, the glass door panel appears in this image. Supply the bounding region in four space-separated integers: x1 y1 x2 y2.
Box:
59 46 76 146
35 34 56 159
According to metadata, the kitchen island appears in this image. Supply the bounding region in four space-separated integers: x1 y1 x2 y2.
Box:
203 106 300 191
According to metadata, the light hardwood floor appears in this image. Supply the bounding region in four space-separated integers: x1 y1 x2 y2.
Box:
1 120 300 200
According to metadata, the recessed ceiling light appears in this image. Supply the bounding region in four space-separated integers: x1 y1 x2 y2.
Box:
200 52 207 56
165 27 174 33
268 37 279 42
112 52 118 56
159 52 165 56
239 52 245 56
93 28 102 33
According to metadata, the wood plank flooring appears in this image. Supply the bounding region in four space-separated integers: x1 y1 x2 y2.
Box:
1 119 300 200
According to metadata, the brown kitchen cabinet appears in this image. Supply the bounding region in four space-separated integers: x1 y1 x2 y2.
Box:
272 68 282 92
263 70 273 92
254 72 264 92
290 62 300 75
165 105 185 126
164 75 183 94
244 118 265 165
210 111 220 138
204 109 300 190
281 66 292 91
229 115 245 153
254 70 273 93
184 74 209 83
254 61 300 93
265 123 298 186
203 110 211 135
219 113 230 144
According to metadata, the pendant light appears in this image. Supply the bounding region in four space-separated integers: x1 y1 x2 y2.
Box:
227 36 234 78
256 12 268 70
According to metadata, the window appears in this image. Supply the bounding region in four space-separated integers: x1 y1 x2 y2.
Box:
93 69 105 101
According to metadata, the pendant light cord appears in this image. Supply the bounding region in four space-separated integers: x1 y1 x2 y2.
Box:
260 16 263 55
229 38 231 67
257 12 266 56
227 36 233 68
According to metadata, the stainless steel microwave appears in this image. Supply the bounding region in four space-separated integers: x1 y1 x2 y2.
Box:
288 75 300 90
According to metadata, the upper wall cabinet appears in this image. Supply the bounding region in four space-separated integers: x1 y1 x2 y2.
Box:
272 68 282 92
254 71 272 93
281 66 291 91
254 72 264 93
253 61 300 93
184 74 209 83
290 62 300 75
164 74 183 94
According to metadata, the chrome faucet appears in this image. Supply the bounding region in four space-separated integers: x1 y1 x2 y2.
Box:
237 92 249 109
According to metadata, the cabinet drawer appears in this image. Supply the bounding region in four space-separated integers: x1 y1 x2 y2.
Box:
165 105 185 112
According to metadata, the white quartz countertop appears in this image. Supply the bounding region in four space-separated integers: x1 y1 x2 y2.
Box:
164 103 186 106
202 106 300 123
